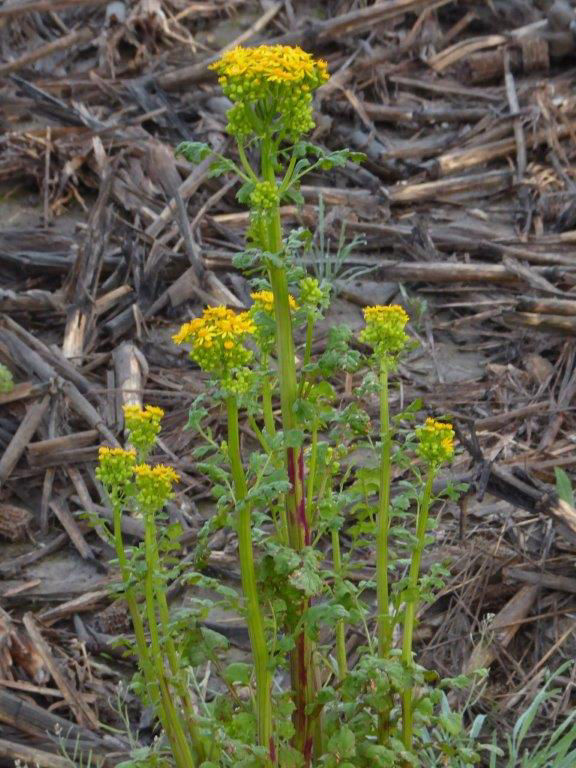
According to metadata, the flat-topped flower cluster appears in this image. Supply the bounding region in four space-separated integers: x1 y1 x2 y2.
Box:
209 44 329 138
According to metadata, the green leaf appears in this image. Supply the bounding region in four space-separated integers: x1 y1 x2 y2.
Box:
224 662 252 685
209 156 237 178
186 397 208 431
233 248 261 270
289 549 324 597
327 725 356 758
555 467 574 506
439 711 463 736
176 141 212 164
283 186 305 206
284 428 305 448
236 180 255 204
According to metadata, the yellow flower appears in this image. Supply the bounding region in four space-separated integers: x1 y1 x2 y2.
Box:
250 290 298 313
416 419 455 465
172 306 255 379
210 44 328 87
123 404 164 455
134 464 180 511
96 446 136 489
363 305 409 325
209 44 329 138
359 304 410 366
123 404 164 422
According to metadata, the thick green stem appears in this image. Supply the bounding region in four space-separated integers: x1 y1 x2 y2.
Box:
331 528 347 681
226 396 273 762
401 467 435 754
260 134 316 765
376 365 392 657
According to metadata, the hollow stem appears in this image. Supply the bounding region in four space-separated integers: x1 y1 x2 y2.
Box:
401 466 435 754
226 395 273 762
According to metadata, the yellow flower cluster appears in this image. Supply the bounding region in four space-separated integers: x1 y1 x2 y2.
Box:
250 290 297 354
123 404 164 456
250 290 298 314
209 44 329 138
211 45 328 85
172 306 255 378
359 304 410 366
134 464 180 512
416 419 455 465
96 446 136 490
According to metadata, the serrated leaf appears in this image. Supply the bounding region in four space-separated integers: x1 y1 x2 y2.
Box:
176 141 212 164
209 156 237 178
224 662 252 685
327 725 356 757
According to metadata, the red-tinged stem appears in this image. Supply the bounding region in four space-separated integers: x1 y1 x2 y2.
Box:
260 133 317 765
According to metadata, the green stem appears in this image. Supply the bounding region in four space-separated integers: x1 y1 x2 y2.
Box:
113 502 181 756
261 351 276 437
152 539 204 761
237 140 259 182
305 421 318 522
112 502 151 679
248 413 271 454
401 466 435 754
144 509 196 768
376 365 393 746
298 313 315 398
331 528 347 681
376 365 392 658
261 134 316 765
278 147 298 195
226 396 273 762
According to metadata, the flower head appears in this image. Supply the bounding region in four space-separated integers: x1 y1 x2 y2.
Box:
359 305 409 366
249 290 297 354
416 419 455 466
134 464 180 511
209 44 329 138
96 446 136 490
250 290 298 314
123 404 164 456
173 306 255 380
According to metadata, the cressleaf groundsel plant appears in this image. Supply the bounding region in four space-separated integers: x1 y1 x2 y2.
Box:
94 44 482 768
